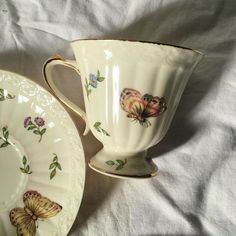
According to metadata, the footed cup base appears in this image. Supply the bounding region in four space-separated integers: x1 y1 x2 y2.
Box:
88 149 158 179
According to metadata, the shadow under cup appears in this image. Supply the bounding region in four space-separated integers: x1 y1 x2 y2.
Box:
44 39 203 179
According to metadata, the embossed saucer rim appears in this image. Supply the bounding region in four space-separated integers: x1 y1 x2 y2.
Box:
0 70 85 236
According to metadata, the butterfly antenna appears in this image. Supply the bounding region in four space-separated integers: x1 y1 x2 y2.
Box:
140 119 151 128
144 121 149 128
145 120 151 128
139 120 145 127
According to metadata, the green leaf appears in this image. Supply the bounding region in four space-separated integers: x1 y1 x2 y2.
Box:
85 78 89 86
94 122 101 128
105 160 115 166
23 156 27 165
116 160 125 165
40 128 46 135
4 131 9 140
49 163 56 170
27 126 35 130
50 169 56 179
116 164 124 170
0 97 5 101
53 154 58 162
2 126 7 133
6 94 15 99
0 142 9 148
97 70 100 78
25 165 30 172
97 77 105 82
33 130 40 135
0 88 4 94
20 167 26 173
88 89 92 95
57 163 62 171
102 129 110 136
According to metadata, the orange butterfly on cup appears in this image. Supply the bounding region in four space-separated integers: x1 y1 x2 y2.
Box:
9 190 62 236
120 88 167 127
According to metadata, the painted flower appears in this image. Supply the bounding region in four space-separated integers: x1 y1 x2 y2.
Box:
34 117 45 127
24 116 31 128
24 116 46 142
89 73 97 88
85 70 105 100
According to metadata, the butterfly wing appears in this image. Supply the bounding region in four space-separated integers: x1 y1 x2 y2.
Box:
23 191 41 212
120 88 145 116
9 208 36 236
23 191 62 219
142 95 167 117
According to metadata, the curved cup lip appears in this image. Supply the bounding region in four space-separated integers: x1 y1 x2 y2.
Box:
71 38 203 56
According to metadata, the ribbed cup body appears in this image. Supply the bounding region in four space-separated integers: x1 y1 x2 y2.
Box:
72 40 202 152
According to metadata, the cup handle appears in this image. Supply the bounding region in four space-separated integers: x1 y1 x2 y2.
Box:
43 54 90 135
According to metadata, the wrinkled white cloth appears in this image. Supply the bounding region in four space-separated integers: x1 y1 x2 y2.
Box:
1 0 236 235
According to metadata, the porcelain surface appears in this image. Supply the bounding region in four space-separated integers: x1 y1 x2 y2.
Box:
0 70 85 235
44 39 202 179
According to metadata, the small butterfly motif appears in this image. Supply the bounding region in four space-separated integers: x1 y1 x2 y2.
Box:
120 88 167 127
9 190 62 236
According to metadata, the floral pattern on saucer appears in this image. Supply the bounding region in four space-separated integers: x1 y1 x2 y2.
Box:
0 126 11 148
49 153 62 180
24 116 46 142
0 70 85 236
20 156 32 175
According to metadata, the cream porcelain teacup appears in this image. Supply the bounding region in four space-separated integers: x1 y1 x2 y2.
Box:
43 39 202 178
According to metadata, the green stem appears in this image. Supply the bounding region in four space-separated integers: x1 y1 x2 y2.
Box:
38 134 42 142
37 126 42 142
86 84 90 100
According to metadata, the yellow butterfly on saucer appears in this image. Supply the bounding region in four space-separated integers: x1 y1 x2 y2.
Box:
9 190 62 236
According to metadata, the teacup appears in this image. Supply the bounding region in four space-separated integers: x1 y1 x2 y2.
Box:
43 39 202 178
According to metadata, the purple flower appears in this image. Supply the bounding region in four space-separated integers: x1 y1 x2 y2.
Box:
89 74 97 88
34 117 45 127
24 116 31 128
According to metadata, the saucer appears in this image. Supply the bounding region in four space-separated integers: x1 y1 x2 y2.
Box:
0 70 85 236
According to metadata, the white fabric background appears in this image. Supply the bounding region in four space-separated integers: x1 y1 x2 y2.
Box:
1 0 236 235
